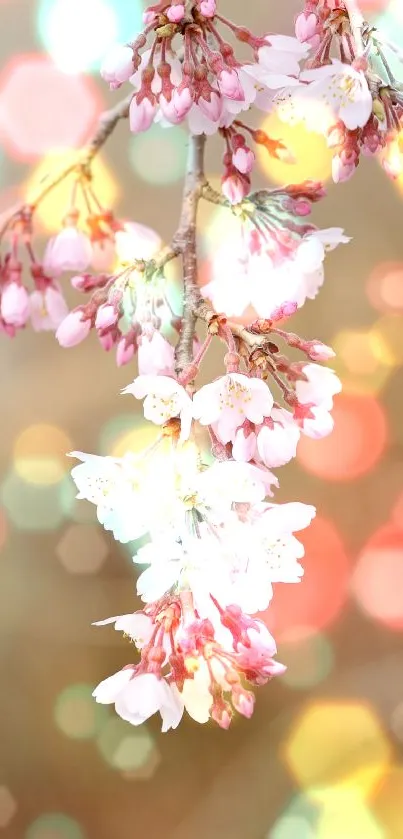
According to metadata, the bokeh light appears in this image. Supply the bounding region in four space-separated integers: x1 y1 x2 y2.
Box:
130 124 188 186
263 517 350 639
332 327 394 395
269 788 385 839
37 0 143 74
0 55 102 161
0 787 17 829
257 112 333 185
375 313 403 365
98 413 157 458
367 262 403 314
284 700 392 800
352 524 403 630
297 394 388 481
26 150 118 233
96 717 160 778
13 424 72 486
56 524 108 574
371 766 403 837
1 470 65 531
25 813 85 839
279 630 334 691
54 684 108 740
314 788 383 839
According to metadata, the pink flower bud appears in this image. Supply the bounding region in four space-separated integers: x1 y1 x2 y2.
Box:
332 154 356 183
98 332 115 351
295 12 318 42
200 0 216 17
232 147 255 175
129 96 156 134
56 310 91 348
116 338 136 366
95 304 117 330
221 172 250 204
172 85 193 120
197 91 222 122
167 3 185 22
306 342 336 362
0 282 30 327
218 69 245 101
100 45 134 86
232 689 255 719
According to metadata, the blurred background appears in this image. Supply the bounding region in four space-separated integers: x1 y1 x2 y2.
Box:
0 0 403 837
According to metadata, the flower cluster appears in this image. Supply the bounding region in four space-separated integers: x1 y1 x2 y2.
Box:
101 2 309 201
202 181 349 318
283 0 403 181
1 0 399 732
71 312 340 729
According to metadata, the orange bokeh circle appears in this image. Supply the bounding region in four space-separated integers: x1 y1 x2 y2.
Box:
297 393 388 481
262 516 350 639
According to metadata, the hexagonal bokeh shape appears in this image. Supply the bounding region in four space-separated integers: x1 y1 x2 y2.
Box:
56 524 108 574
0 55 102 161
96 717 161 780
283 700 392 799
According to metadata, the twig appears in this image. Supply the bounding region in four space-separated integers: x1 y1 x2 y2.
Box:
174 134 206 376
0 93 133 240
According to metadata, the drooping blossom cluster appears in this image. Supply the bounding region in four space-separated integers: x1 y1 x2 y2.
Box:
101 1 310 202
286 0 403 181
0 0 398 730
202 180 350 319
70 305 340 729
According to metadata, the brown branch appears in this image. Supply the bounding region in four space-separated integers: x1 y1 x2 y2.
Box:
174 134 206 376
195 299 269 349
0 93 133 240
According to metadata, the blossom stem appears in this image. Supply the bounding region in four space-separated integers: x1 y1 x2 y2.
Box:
0 93 133 240
344 0 365 58
174 134 206 376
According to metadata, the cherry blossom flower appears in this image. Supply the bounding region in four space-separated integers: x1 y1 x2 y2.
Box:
69 451 150 543
93 670 184 732
193 374 273 444
44 227 93 276
256 408 301 468
94 612 155 648
299 61 373 132
296 363 342 410
123 375 193 441
202 225 350 319
30 285 69 332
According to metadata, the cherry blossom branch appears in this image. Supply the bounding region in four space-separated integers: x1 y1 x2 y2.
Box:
174 134 206 376
0 93 133 240
344 0 365 57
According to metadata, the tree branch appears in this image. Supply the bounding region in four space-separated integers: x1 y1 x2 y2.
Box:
174 134 206 376
0 93 133 239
